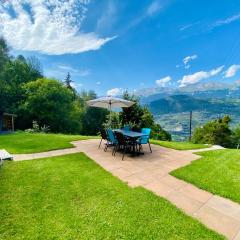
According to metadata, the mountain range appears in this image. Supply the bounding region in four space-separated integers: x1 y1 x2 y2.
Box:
138 82 240 140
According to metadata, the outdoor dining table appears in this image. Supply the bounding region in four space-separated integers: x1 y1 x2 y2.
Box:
113 129 148 155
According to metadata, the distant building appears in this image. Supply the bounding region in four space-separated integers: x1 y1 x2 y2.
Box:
0 112 17 133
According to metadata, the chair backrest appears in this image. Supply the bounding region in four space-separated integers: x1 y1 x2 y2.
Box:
122 125 131 131
114 131 126 145
132 126 141 132
140 128 151 144
142 128 151 135
100 129 107 140
106 129 117 143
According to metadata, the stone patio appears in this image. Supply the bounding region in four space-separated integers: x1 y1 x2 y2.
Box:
13 139 240 240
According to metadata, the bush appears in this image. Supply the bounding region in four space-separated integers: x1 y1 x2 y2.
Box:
192 116 233 147
151 124 172 141
25 121 50 134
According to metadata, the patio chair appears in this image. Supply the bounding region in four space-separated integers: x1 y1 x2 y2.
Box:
98 129 108 149
122 124 131 131
105 129 118 154
114 131 134 160
132 126 141 132
137 128 152 153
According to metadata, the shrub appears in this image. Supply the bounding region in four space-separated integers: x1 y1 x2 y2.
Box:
25 121 50 134
151 124 172 141
192 115 232 147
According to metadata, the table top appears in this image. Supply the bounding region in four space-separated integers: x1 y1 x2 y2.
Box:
114 129 148 138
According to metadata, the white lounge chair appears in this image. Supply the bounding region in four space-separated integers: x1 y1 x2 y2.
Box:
0 150 13 165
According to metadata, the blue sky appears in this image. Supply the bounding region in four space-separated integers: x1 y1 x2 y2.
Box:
1 0 240 96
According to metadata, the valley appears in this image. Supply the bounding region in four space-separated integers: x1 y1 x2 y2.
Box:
142 87 240 140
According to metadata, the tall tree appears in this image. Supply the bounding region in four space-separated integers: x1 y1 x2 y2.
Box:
64 72 73 89
1 55 43 113
0 38 11 112
0 37 10 70
120 91 144 128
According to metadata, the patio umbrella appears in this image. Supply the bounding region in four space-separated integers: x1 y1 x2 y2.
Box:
86 96 134 126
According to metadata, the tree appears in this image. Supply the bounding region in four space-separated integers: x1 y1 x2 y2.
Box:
151 124 172 141
120 91 144 128
0 37 11 112
27 56 43 80
64 72 73 89
0 37 10 70
81 107 108 135
0 56 43 114
20 78 77 132
141 107 155 128
119 91 171 140
192 115 233 147
78 90 107 135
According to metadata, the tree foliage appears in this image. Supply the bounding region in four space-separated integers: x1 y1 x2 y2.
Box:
192 116 232 147
0 38 168 137
119 91 171 140
20 78 77 132
64 72 73 89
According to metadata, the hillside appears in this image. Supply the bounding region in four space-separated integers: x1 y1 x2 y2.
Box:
145 93 240 141
148 95 213 114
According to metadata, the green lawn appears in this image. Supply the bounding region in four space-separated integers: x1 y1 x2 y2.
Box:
0 153 223 240
151 139 210 150
171 149 240 204
0 132 97 154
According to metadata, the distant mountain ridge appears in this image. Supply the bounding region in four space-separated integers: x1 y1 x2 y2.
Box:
148 95 213 114
138 82 240 140
139 82 240 105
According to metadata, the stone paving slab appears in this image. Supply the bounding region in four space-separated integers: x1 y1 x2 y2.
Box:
13 139 240 239
234 231 240 240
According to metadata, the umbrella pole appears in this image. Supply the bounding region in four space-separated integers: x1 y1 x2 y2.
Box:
109 102 112 128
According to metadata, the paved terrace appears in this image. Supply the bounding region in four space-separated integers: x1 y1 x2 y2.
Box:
14 139 240 240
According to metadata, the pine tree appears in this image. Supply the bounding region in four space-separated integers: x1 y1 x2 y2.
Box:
64 72 73 89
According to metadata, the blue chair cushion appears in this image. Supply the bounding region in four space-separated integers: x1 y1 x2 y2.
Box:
106 129 118 144
122 125 131 131
138 128 151 144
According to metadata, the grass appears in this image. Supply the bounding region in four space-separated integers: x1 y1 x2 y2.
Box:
171 149 240 204
151 139 211 150
0 132 97 154
0 153 223 240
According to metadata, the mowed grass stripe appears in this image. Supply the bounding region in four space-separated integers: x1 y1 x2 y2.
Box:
0 153 223 239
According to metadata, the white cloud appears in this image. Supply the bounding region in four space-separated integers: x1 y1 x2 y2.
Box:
156 76 171 87
210 65 225 75
213 13 240 27
179 22 200 31
147 0 162 16
183 54 197 69
96 1 117 32
58 65 91 76
179 65 224 87
96 81 101 85
107 88 123 96
0 0 116 55
126 0 162 30
224 65 240 78
71 82 83 89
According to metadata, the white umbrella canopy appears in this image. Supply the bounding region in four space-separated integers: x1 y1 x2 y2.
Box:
87 96 134 109
86 96 135 127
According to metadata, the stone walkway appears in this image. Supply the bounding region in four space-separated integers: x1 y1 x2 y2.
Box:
13 140 240 240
